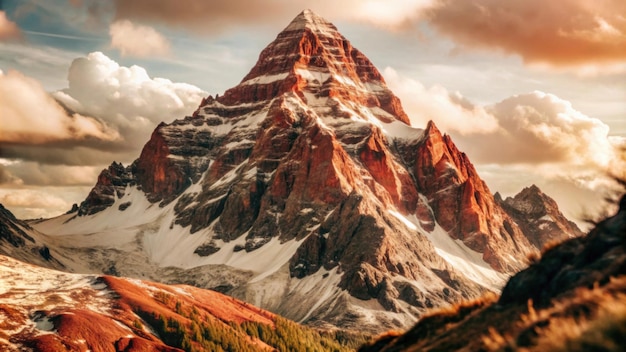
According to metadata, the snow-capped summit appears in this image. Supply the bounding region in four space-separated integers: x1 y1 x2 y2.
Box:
21 10 581 332
284 9 335 32
216 8 410 125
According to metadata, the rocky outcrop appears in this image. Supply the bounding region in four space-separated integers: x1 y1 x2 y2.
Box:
497 185 583 250
77 162 134 215
498 195 624 307
0 204 34 247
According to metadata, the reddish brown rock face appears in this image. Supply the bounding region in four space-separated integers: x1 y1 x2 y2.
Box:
497 185 583 250
219 10 410 125
358 127 419 213
409 121 536 271
135 125 191 204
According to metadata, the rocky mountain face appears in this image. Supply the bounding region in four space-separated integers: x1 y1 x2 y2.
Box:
360 194 626 351
496 185 583 249
27 10 580 332
0 204 65 269
0 255 365 352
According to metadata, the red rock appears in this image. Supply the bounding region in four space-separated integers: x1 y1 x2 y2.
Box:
135 124 190 203
410 121 535 271
218 10 410 125
358 126 419 212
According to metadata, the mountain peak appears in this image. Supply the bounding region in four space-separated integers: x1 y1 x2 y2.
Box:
284 9 337 34
424 120 442 137
214 10 410 124
498 184 583 249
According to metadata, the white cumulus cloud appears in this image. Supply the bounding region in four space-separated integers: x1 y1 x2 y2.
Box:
109 19 170 57
46 51 207 165
55 52 205 129
388 67 620 169
0 69 120 145
1 52 207 218
4 51 206 170
482 91 617 167
384 67 499 135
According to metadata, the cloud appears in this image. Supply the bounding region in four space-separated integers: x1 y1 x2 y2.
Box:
108 0 626 68
0 164 22 186
0 186 91 219
3 51 205 177
444 91 623 184
0 190 69 213
384 67 498 135
1 52 206 218
0 69 120 145
49 52 206 162
388 68 621 169
426 0 626 67
0 11 21 42
109 19 170 57
110 0 435 33
0 161 101 187
477 92 617 167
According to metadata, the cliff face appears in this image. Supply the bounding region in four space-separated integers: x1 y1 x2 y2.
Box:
45 10 581 331
77 161 135 215
407 121 536 272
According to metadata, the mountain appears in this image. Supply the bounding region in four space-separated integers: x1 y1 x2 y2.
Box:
0 254 366 351
496 185 584 249
360 194 626 351
21 10 580 332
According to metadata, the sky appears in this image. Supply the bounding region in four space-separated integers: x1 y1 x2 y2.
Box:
0 0 625 225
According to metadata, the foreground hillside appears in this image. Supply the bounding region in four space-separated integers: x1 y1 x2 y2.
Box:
0 255 367 352
361 193 626 351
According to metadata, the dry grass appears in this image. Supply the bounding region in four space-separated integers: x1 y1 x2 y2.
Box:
419 291 498 322
530 293 626 352
482 277 626 352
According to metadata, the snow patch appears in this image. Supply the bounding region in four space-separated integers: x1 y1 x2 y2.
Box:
284 10 337 38
388 210 507 290
241 73 289 86
539 214 553 222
